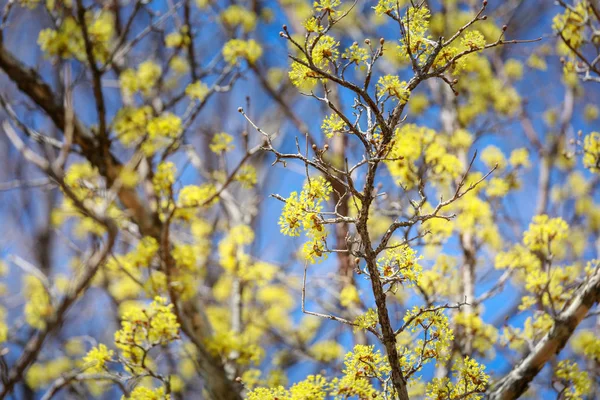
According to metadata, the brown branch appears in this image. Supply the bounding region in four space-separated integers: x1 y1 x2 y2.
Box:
0 44 159 237
487 264 600 400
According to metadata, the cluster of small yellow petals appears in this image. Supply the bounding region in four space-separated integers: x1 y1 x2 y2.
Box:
342 42 369 65
309 341 343 362
175 183 218 219
450 128 474 150
23 275 53 330
169 56 189 74
503 312 554 351
486 177 510 198
321 113 346 138
555 360 592 400
509 148 530 168
113 106 153 148
279 176 332 263
401 308 454 369
583 132 600 173
454 312 498 356
377 243 422 288
572 329 600 360
289 35 339 89
504 59 524 80
331 345 389 398
221 5 257 32
114 297 180 369
373 0 405 16
354 308 378 331
426 356 489 400
495 244 541 272
25 358 72 389
165 25 191 48
153 162 176 197
419 255 460 298
0 306 7 343
185 81 210 101
584 104 599 121
38 12 114 62
209 132 235 154
480 145 506 170
460 30 486 51
82 344 114 373
205 330 265 365
386 124 463 190
314 0 340 13
377 75 410 103
553 2 589 49
222 39 262 64
218 224 254 273
123 386 170 400
289 60 320 90
122 112 181 156
235 164 257 188
247 375 328 400
522 214 569 253
247 345 392 398
120 61 162 97
339 285 360 307
304 16 324 33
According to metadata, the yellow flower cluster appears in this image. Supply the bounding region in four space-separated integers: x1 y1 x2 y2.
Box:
377 75 410 103
522 214 569 253
175 183 218 220
279 176 332 263
553 2 589 49
153 161 176 198
185 81 210 101
339 284 360 307
120 61 162 97
386 124 463 190
23 275 53 330
218 224 254 273
123 386 170 400
26 357 72 389
309 341 344 362
572 329 600 360
354 308 378 331
502 312 554 351
165 26 191 48
235 164 257 188
247 375 328 400
113 106 153 148
114 297 180 369
377 243 422 288
555 360 592 400
222 39 262 64
289 35 339 89
38 12 114 62
329 345 390 398
205 329 265 366
419 255 460 298
454 312 498 356
342 42 369 65
221 5 257 32
209 132 235 153
82 344 114 373
583 132 600 173
321 113 346 138
426 356 489 400
401 308 454 370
